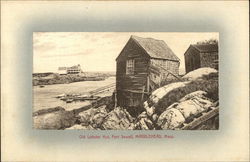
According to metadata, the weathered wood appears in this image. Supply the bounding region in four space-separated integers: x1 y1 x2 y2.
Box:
184 45 218 73
121 89 150 94
147 76 150 92
141 86 145 102
116 36 180 107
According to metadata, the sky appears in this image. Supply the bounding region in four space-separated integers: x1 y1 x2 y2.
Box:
33 32 219 74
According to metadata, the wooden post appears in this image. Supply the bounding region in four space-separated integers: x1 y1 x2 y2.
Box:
114 90 117 108
141 86 145 102
147 76 150 92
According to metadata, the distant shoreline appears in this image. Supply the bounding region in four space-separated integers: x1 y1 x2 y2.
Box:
33 72 115 86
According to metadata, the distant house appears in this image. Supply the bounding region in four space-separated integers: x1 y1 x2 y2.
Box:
58 64 83 75
116 35 180 108
58 67 67 75
184 43 218 73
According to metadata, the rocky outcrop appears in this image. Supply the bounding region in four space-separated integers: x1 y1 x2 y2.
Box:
157 91 214 129
99 107 134 130
144 82 188 116
143 68 218 115
77 106 135 130
102 107 135 130
131 111 155 130
33 73 106 86
182 67 218 81
77 106 107 125
33 106 65 116
33 109 77 129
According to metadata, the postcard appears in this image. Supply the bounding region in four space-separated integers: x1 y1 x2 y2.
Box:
1 1 249 162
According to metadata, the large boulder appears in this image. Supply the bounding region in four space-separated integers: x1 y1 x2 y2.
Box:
91 112 107 128
77 108 97 126
182 67 218 81
101 107 134 130
132 111 156 130
144 82 187 116
77 105 108 127
157 108 185 129
157 91 214 129
148 82 187 106
77 106 134 130
144 68 218 115
177 91 213 119
33 110 77 129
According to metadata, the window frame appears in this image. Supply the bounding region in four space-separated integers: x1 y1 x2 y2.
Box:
126 59 135 75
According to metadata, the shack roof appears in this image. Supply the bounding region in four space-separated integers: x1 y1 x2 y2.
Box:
191 44 218 53
116 35 180 61
131 35 180 61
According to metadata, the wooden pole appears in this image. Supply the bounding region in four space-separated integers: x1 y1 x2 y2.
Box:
114 90 117 108
141 86 145 102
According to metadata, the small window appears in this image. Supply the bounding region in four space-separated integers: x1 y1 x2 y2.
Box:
126 59 135 75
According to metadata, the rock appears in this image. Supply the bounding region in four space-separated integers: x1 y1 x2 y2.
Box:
77 106 108 127
152 114 159 122
101 107 134 130
33 110 77 129
91 112 107 128
33 106 65 116
96 105 108 114
77 108 97 125
139 118 154 130
76 106 135 130
157 108 185 129
175 91 213 119
65 124 94 130
182 67 218 81
133 111 155 130
179 90 207 102
144 82 188 115
157 90 214 129
127 123 137 130
138 111 147 119
148 82 187 106
143 102 155 116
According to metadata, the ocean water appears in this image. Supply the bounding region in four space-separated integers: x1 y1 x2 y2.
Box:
33 77 115 111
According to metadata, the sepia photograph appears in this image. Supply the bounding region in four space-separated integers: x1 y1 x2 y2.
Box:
33 32 219 130
2 1 249 161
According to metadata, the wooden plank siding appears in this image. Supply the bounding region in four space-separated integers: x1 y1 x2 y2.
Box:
184 46 201 73
200 52 218 70
149 59 180 88
116 38 150 107
116 36 180 108
184 45 218 73
116 38 149 92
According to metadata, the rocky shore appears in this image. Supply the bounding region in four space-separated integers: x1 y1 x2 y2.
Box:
33 74 105 86
33 68 219 130
33 72 115 86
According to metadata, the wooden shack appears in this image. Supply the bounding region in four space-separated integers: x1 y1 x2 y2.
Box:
116 35 180 108
184 43 218 73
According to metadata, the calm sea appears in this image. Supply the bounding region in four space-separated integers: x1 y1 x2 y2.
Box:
33 77 115 111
